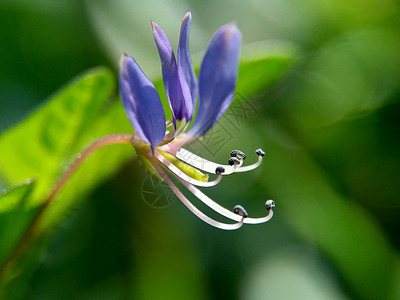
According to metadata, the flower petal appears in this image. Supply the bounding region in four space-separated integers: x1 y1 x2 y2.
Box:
178 11 198 114
187 23 241 138
151 20 193 123
119 54 166 153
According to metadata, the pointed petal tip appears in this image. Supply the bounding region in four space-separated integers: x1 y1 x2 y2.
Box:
218 23 242 46
150 20 157 31
183 11 192 21
224 22 240 36
120 53 129 69
188 21 241 138
151 20 166 38
120 54 137 71
181 12 192 29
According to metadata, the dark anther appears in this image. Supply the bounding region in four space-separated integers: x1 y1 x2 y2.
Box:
265 200 275 210
256 148 265 157
215 166 225 175
233 205 248 218
231 150 247 159
228 157 241 166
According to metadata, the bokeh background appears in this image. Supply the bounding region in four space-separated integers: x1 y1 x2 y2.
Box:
1 0 400 299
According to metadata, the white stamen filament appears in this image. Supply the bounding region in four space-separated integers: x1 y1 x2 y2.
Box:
172 170 274 224
161 145 242 175
150 159 245 230
154 151 222 187
235 154 263 172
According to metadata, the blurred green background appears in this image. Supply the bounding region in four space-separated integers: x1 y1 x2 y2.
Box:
1 0 400 299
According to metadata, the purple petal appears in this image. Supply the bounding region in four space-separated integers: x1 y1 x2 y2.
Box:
187 24 241 137
152 21 193 123
119 54 166 153
178 11 198 114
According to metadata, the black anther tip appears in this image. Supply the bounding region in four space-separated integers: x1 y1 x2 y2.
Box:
231 150 247 159
215 166 225 175
228 157 240 166
233 205 248 218
265 200 275 210
256 148 265 157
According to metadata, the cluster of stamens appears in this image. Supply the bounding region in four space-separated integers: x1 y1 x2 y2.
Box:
147 142 275 230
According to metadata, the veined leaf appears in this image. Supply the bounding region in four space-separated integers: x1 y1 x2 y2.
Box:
0 180 35 265
0 67 115 206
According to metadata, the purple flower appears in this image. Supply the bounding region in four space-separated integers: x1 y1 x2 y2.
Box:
119 12 275 230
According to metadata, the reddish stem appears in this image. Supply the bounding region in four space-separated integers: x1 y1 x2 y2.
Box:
0 134 133 280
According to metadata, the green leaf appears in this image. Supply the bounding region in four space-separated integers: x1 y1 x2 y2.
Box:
0 67 126 287
0 67 116 205
0 180 35 264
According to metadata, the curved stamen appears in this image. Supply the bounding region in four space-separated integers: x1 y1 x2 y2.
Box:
161 145 242 175
150 159 245 230
170 165 274 224
244 200 274 224
235 152 263 173
233 205 248 217
154 151 222 187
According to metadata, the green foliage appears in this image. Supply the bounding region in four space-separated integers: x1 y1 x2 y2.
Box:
0 68 115 201
0 180 35 264
0 67 132 294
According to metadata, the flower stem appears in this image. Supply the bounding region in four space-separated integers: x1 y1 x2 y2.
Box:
0 134 133 280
